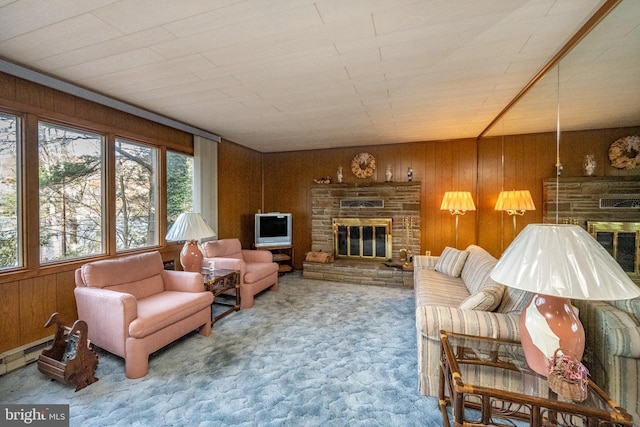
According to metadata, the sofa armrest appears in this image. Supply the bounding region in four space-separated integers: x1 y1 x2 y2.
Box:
413 255 439 269
241 249 273 263
416 305 521 342
597 302 640 358
74 287 137 356
161 270 205 292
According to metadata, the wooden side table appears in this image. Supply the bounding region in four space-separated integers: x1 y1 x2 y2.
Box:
438 330 633 426
202 268 240 325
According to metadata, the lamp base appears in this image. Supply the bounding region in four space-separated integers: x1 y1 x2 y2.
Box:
519 294 585 377
180 240 204 272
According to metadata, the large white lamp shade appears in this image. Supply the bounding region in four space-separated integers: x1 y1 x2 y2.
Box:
165 213 216 272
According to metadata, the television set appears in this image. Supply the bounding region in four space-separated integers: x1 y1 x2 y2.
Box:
255 213 292 247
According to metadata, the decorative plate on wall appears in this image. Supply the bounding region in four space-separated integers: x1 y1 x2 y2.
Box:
351 152 376 178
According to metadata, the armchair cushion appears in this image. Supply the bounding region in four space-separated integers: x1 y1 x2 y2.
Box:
130 291 213 338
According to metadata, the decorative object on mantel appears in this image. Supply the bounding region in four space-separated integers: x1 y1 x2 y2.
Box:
407 167 413 181
583 154 597 176
385 165 393 182
351 152 376 178
313 176 332 184
609 135 640 169
37 312 99 392
546 348 589 402
337 166 343 183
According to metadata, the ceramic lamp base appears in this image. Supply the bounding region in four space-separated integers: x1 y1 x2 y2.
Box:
519 294 585 377
180 240 204 272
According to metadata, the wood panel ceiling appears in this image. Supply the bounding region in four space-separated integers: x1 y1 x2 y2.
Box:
0 0 636 152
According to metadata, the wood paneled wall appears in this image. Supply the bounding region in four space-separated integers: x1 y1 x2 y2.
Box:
234 126 640 268
0 72 190 354
217 139 263 248
259 139 478 269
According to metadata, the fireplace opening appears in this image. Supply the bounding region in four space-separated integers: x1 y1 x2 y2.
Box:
587 221 640 277
333 218 392 261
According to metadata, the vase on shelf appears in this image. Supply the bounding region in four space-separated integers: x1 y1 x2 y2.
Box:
385 165 393 182
583 155 596 176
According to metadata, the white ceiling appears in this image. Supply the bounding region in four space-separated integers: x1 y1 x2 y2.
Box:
0 0 632 152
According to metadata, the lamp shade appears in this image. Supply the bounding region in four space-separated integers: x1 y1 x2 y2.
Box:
166 213 216 242
494 190 536 213
440 191 476 213
490 223 639 300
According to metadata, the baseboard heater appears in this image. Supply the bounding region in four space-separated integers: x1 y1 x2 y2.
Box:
0 335 55 375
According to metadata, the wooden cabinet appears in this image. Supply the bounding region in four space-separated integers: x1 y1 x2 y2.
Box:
262 245 294 274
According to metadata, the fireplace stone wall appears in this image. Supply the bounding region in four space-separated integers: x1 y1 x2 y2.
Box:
304 182 420 288
310 182 421 263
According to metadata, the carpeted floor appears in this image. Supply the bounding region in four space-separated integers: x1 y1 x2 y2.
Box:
0 272 445 426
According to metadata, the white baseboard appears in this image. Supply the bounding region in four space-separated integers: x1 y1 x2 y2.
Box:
0 335 54 375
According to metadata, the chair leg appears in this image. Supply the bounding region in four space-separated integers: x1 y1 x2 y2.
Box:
199 321 211 336
125 352 149 379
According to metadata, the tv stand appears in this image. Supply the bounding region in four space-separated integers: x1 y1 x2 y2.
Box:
261 245 293 275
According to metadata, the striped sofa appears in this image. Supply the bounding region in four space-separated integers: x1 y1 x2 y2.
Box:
414 245 532 396
573 297 640 421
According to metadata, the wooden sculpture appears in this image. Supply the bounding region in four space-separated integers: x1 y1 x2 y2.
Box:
37 312 98 391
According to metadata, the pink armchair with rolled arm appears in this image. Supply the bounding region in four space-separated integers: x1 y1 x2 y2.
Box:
74 251 213 379
202 238 279 309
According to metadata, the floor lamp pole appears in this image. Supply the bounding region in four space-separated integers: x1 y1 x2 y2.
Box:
455 214 460 248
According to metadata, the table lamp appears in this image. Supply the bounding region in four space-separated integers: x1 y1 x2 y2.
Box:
440 191 475 248
165 212 216 272
494 190 536 238
490 224 640 376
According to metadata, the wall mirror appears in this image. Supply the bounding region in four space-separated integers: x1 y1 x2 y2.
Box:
478 0 640 253
483 0 639 140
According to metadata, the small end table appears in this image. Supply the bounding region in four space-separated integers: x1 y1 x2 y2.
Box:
201 268 240 325
438 330 633 426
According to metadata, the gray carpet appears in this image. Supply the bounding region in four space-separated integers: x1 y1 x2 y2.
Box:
0 272 445 426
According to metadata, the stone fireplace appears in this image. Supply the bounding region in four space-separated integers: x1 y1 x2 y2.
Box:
543 176 640 283
304 182 420 288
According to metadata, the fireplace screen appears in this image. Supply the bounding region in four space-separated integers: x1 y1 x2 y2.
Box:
333 218 392 261
587 221 640 277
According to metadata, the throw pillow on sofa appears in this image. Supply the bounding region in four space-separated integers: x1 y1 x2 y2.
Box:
435 247 469 277
459 282 505 311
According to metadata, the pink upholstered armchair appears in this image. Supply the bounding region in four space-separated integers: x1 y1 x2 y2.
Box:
74 251 213 379
202 238 279 309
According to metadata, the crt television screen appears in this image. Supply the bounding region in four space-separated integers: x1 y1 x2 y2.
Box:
260 216 288 237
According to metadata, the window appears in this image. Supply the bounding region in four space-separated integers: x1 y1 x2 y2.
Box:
166 151 193 231
115 139 159 251
0 113 20 269
38 123 104 263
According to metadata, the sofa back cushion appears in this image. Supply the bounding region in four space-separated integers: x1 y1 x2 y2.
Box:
434 247 469 277
460 245 499 295
610 297 640 323
496 286 533 314
203 238 243 260
79 251 165 300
